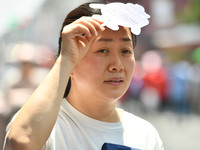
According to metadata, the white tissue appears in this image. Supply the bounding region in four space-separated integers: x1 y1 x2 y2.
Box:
89 3 150 35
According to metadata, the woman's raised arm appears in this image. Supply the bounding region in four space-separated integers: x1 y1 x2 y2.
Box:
4 17 104 150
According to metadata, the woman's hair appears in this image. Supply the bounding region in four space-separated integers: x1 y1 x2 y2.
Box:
58 3 102 57
58 2 137 98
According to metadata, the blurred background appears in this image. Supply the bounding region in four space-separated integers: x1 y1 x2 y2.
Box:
0 0 200 149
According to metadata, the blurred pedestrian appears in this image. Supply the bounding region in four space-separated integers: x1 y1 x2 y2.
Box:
168 61 190 113
140 51 168 111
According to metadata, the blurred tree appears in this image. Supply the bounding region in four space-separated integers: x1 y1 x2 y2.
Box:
178 0 200 24
191 47 200 64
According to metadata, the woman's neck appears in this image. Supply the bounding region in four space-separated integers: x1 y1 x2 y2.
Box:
66 89 123 123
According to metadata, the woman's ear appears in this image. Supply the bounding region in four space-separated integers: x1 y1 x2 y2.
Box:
70 72 74 78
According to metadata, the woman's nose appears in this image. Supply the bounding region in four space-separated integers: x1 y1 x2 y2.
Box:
108 54 124 72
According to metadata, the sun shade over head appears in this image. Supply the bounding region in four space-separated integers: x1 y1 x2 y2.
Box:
90 2 150 35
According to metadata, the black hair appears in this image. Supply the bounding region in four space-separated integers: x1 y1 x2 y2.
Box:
58 2 137 98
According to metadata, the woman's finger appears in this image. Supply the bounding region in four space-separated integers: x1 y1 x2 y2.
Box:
73 17 105 37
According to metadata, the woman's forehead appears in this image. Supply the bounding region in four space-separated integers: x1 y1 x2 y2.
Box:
91 26 133 48
102 26 131 36
96 26 132 42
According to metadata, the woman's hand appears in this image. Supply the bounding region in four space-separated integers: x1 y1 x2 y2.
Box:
60 17 105 67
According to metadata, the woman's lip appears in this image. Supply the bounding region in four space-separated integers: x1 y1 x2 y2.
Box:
104 77 124 86
104 77 124 81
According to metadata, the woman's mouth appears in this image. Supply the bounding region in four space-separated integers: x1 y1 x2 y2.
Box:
104 77 124 86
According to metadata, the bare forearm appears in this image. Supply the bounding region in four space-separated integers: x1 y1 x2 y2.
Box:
5 56 73 150
4 16 104 150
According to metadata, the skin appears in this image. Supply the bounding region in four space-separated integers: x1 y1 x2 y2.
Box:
4 17 135 150
68 26 135 122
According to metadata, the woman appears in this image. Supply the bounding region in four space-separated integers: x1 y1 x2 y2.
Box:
4 2 164 150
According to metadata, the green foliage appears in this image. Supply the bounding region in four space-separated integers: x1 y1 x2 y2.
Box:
178 0 200 24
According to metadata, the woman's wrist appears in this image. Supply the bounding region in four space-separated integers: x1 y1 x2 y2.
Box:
56 55 76 73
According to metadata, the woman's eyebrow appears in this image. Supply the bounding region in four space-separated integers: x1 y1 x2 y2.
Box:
98 38 113 42
120 37 132 41
98 37 132 42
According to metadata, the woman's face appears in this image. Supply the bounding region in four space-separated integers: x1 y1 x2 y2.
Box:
71 26 135 101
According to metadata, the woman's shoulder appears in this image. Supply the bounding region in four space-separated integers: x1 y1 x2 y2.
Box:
118 108 158 132
117 108 164 150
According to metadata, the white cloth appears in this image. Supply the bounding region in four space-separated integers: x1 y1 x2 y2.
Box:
45 99 164 150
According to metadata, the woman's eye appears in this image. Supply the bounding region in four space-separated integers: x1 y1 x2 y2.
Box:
122 50 132 54
98 49 108 53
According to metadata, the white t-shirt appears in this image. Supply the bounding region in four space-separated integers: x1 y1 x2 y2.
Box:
45 99 164 150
